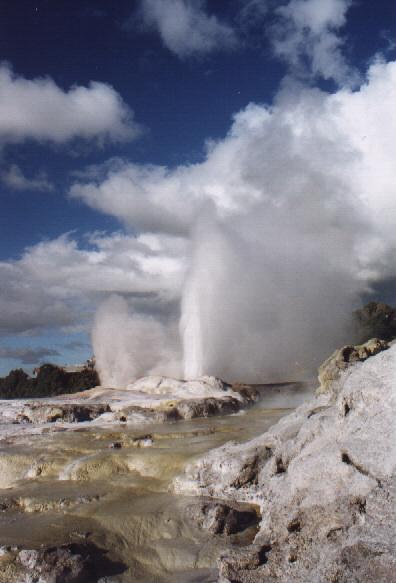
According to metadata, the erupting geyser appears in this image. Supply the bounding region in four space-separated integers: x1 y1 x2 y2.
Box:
91 61 396 386
92 294 181 387
180 205 360 383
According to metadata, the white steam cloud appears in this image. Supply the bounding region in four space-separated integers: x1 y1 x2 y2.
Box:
87 57 396 385
92 295 181 388
181 196 363 382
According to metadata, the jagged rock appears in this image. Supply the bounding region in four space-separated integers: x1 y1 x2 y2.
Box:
0 542 125 583
185 500 259 536
17 403 110 424
174 344 396 583
0 374 259 430
157 396 244 421
317 337 390 397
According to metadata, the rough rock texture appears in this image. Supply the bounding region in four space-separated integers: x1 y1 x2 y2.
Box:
16 402 111 424
0 543 125 583
185 499 260 537
317 337 390 396
127 375 235 397
174 342 396 582
0 376 258 429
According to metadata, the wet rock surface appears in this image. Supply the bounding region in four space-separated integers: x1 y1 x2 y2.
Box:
0 376 259 430
0 377 311 582
0 542 125 583
175 343 396 582
17 403 111 424
185 499 260 537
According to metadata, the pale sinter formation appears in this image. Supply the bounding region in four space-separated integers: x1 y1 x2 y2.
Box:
174 339 396 582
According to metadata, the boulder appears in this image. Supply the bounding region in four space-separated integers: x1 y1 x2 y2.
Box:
174 343 396 582
317 337 390 396
0 542 125 583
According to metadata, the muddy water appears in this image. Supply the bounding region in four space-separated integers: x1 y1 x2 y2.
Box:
0 383 313 582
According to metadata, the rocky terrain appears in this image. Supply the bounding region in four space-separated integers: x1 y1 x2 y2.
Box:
0 376 259 433
1 330 394 582
174 339 396 582
0 378 299 583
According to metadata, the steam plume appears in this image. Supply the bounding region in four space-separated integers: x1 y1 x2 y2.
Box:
181 202 363 382
92 295 181 387
90 60 396 385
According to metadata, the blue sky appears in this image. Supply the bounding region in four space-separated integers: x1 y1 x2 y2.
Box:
0 0 395 378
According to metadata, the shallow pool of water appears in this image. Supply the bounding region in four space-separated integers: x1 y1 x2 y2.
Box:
0 382 313 582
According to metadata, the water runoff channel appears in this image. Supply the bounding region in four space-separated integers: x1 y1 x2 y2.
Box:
0 382 314 583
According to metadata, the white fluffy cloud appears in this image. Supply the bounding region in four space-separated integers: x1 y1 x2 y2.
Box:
0 232 186 336
69 58 396 381
3 38 396 380
70 58 396 268
1 164 53 192
0 63 139 145
271 0 357 83
137 0 237 58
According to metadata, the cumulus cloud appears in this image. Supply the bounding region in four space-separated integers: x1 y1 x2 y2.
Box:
71 59 396 259
0 63 139 145
70 159 203 235
71 58 396 382
0 232 185 336
271 0 357 84
2 15 396 382
1 164 53 192
0 346 60 365
136 0 237 58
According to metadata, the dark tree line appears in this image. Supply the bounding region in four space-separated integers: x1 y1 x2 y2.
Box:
0 364 99 399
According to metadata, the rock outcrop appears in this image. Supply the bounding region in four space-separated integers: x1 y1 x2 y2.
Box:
174 341 396 582
0 542 125 583
0 376 259 428
16 402 111 424
317 337 391 396
185 499 260 537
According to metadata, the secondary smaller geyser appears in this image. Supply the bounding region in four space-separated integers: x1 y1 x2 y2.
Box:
92 294 181 387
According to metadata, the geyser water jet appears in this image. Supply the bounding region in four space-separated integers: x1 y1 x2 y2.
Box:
91 62 396 385
181 203 362 383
